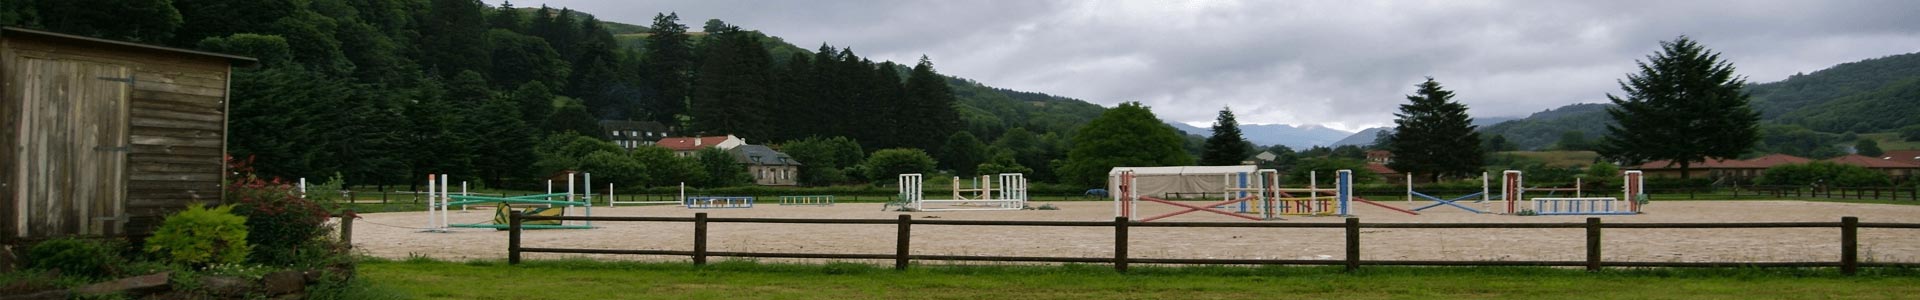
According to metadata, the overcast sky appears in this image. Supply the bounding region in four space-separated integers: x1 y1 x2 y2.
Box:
502 0 1920 132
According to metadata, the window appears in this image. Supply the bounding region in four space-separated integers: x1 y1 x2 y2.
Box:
645 132 653 137
610 131 620 137
630 131 639 137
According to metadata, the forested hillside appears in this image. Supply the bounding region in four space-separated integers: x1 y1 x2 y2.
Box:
1472 51 1920 155
0 0 1109 188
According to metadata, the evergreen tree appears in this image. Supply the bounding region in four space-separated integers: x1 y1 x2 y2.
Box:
1200 107 1253 166
694 148 749 187
484 29 568 90
513 81 557 130
468 93 536 185
688 26 773 139
1599 36 1760 179
1386 77 1483 182
566 14 624 116
35 0 182 43
902 56 962 151
1061 102 1193 187
639 13 694 125
487 0 521 32
420 0 490 76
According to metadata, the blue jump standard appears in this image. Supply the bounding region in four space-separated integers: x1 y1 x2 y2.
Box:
1410 191 1486 213
685 196 755 209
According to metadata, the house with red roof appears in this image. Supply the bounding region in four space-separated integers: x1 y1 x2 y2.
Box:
655 134 745 157
1880 150 1920 165
1631 153 1812 181
1826 154 1920 180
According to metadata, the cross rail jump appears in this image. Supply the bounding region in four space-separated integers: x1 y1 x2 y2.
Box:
1405 172 1490 213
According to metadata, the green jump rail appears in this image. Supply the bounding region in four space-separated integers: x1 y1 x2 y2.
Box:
506 214 1918 275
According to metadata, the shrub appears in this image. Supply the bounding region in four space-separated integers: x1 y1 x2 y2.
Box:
226 155 335 266
864 148 938 184
145 204 251 267
1755 161 1891 187
25 238 125 279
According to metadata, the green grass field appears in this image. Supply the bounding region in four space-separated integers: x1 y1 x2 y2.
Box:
359 258 1920 300
1863 132 1920 151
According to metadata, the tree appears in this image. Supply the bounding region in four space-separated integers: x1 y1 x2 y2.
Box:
687 26 773 139
487 0 521 32
1485 135 1514 152
864 148 937 185
1386 77 1483 182
1901 125 1920 142
639 13 694 125
544 97 603 139
1855 139 1884 157
36 0 181 43
1200 107 1253 166
693 148 749 187
484 29 568 90
1599 36 1760 179
1060 102 1193 187
940 132 988 177
420 0 491 76
783 136 865 186
901 56 962 151
512 81 557 130
630 146 706 187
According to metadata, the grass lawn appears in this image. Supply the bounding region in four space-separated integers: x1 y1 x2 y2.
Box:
360 258 1920 300
1863 132 1919 151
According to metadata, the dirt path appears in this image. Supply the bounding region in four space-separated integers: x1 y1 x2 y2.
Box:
347 200 1920 264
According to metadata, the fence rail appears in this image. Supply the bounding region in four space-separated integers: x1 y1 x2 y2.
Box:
506 213 1919 274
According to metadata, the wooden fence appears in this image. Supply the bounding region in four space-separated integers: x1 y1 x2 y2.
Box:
505 213 1920 274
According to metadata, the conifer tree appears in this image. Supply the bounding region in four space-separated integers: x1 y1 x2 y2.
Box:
639 12 694 125
903 56 961 151
1200 107 1253 166
1599 36 1760 179
1386 77 1483 182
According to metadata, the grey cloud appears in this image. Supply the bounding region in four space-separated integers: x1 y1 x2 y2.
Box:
509 0 1920 131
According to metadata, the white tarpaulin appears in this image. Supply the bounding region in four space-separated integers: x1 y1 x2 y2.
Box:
1109 166 1260 199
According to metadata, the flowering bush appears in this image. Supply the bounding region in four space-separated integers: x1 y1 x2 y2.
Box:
224 155 337 266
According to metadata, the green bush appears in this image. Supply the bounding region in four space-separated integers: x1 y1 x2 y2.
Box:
864 148 938 184
145 204 251 267
1755 161 1891 187
227 155 335 266
25 238 125 279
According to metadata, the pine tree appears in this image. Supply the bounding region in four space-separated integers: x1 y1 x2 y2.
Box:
1200 107 1253 166
420 0 491 76
1599 36 1760 179
487 0 521 32
903 56 961 151
687 26 774 139
639 12 694 125
568 15 623 116
1386 77 1483 182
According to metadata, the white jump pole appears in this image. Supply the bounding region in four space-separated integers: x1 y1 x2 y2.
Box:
425 174 436 229
1406 172 1412 203
606 183 615 208
299 177 308 198
566 172 576 227
679 182 686 207
460 181 469 211
437 173 443 229
1575 177 1583 198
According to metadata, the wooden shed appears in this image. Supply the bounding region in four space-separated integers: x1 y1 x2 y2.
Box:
1 27 254 243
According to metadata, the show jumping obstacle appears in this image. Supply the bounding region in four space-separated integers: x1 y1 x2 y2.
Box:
426 172 595 230
1112 169 1413 222
1405 172 1489 213
896 173 1028 211
1500 170 1644 215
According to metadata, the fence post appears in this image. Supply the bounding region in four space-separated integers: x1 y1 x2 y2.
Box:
508 211 523 265
896 214 911 270
694 212 708 266
1586 217 1601 272
1842 216 1858 275
1345 218 1360 272
339 209 354 250
1115 217 1129 273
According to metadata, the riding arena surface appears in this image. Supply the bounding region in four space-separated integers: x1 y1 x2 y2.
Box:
350 200 1920 265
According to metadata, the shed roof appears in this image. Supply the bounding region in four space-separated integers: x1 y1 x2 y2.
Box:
1881 150 1920 162
1109 165 1259 176
657 135 733 151
2 26 257 65
1826 154 1920 169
